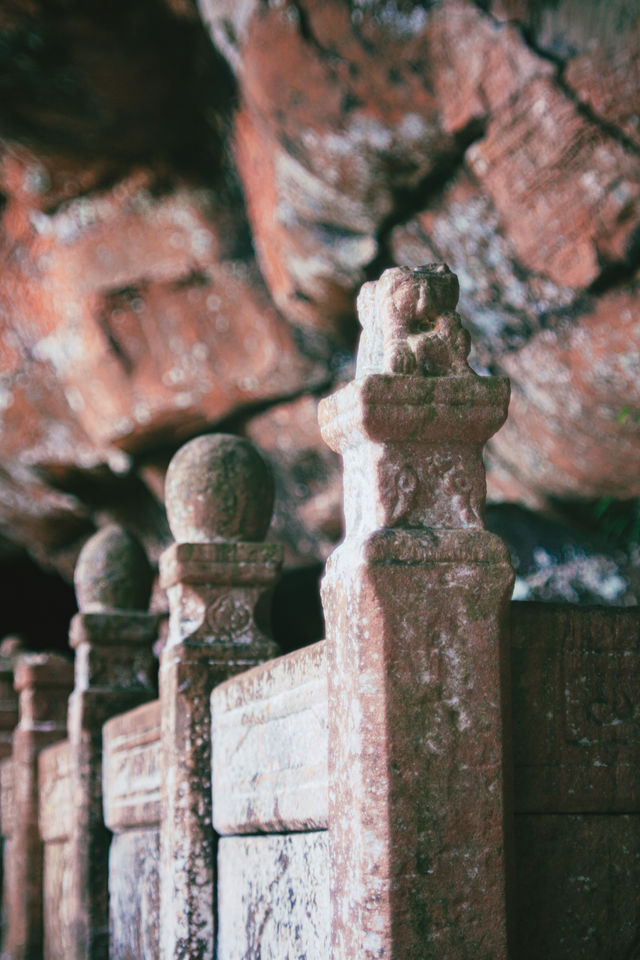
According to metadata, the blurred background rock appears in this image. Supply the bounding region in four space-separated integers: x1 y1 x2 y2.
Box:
0 0 638 652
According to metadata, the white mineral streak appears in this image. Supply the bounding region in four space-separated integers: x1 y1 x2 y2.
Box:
217 832 329 960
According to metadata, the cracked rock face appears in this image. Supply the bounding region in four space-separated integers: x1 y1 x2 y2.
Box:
0 0 639 611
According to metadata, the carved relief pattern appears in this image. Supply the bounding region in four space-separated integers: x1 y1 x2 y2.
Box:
389 467 418 524
564 649 640 746
437 453 483 528
206 596 252 638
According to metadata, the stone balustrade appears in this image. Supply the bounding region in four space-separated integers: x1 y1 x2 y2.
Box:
0 264 637 960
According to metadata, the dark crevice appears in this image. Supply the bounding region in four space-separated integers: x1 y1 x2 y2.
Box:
365 117 487 281
288 1 342 63
41 164 136 216
94 303 135 376
0 550 77 652
472 0 640 157
271 564 325 653
514 24 638 157
555 66 640 159
0 1 239 187
589 226 640 296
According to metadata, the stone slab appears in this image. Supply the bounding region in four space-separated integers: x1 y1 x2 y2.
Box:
103 699 161 831
39 740 72 843
217 832 329 960
511 603 640 812
43 840 74 960
109 828 160 960
514 813 640 958
0 757 13 837
211 641 327 834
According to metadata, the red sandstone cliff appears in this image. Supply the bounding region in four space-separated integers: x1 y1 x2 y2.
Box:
0 0 639 619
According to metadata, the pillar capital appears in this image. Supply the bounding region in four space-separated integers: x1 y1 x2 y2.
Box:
160 433 282 656
69 525 157 700
13 652 73 731
319 264 510 540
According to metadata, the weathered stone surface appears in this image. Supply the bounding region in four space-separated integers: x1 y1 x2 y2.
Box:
318 266 515 958
514 814 640 959
389 168 577 365
221 1 462 335
39 740 72 844
159 433 282 960
6 173 319 455
217 832 329 960
109 829 160 960
103 699 161 832
42 840 75 960
466 76 640 289
0 757 14 841
2 653 73 960
165 433 274 545
0 0 639 597
392 181 640 506
39 739 74 960
74 524 153 614
511 603 640 813
565 37 640 149
212 641 327 835
491 282 640 501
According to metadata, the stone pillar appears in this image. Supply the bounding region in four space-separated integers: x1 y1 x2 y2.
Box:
3 653 73 960
158 434 282 960
0 638 24 764
68 524 157 960
318 265 515 959
0 637 24 948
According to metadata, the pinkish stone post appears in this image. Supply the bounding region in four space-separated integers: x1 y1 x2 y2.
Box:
68 524 157 960
2 653 73 960
0 637 24 949
318 264 515 959
158 434 281 960
0 638 24 763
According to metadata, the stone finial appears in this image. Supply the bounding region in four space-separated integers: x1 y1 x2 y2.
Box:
0 634 25 665
355 263 472 378
320 264 510 536
164 433 275 544
74 524 153 614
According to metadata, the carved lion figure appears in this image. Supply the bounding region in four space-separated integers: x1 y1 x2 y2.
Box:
355 263 473 377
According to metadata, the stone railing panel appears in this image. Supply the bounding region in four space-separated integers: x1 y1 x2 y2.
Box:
217 832 329 960
212 640 327 835
512 603 640 813
39 740 72 844
103 699 161 832
103 698 161 960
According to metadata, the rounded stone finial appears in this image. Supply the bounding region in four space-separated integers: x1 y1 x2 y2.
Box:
74 524 153 613
164 433 275 544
